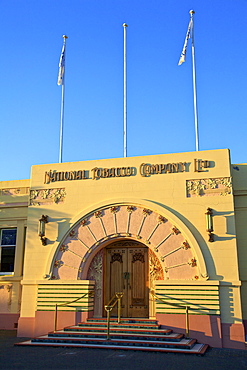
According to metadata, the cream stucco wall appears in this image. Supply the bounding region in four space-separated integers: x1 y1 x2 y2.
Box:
0 179 29 327
17 149 242 325
0 150 245 344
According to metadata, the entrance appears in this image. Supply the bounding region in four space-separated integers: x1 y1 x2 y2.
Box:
104 241 149 318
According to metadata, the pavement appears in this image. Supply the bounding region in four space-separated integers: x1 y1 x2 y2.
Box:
0 330 247 370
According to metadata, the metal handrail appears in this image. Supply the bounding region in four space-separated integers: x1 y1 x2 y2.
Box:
150 290 190 337
104 292 124 340
54 290 94 331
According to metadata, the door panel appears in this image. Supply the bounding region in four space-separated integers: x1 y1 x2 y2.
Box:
105 248 127 316
105 241 149 318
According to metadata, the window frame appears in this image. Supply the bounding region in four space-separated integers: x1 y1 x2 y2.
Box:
0 228 17 275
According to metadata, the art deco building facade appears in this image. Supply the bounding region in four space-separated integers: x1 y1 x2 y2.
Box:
0 149 246 349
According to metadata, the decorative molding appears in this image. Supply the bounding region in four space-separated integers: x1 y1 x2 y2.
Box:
136 208 151 238
111 252 123 264
110 206 119 214
157 215 167 224
68 231 91 251
189 258 197 267
54 260 63 268
142 208 152 216
172 226 180 235
160 241 190 262
132 252 145 263
30 188 66 205
0 187 29 196
186 177 232 197
149 250 164 284
0 284 13 311
94 210 103 218
80 218 89 226
154 227 179 252
50 203 207 282
87 250 103 299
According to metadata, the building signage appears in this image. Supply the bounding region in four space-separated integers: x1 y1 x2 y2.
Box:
44 159 211 184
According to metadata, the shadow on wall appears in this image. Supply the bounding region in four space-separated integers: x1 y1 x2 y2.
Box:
156 313 245 350
148 201 224 281
213 210 236 236
28 208 71 247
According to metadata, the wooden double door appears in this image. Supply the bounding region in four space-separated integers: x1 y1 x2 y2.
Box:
105 241 149 318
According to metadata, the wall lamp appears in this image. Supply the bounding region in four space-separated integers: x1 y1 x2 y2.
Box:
39 215 49 245
205 208 214 242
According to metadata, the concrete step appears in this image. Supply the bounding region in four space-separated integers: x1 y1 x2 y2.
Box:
15 318 209 355
77 322 160 330
16 338 208 355
64 325 172 335
48 330 183 341
87 318 158 325
31 335 197 349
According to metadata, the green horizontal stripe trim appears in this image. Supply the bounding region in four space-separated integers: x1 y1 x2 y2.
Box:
155 286 219 292
38 287 93 290
155 288 218 293
156 306 219 310
155 301 219 304
36 306 93 310
156 307 220 310
38 285 90 292
155 298 219 301
156 305 220 309
155 292 219 295
155 303 219 306
156 308 220 310
38 292 87 297
155 286 218 289
156 312 220 315
37 301 93 307
36 309 94 312
37 297 92 302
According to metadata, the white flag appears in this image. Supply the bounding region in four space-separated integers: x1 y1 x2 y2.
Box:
57 44 65 85
178 19 192 65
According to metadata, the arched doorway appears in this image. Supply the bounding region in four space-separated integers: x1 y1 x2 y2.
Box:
49 202 208 318
105 240 149 318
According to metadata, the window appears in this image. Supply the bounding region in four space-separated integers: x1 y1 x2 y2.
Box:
0 229 17 273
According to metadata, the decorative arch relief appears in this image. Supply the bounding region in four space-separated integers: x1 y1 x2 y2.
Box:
51 204 208 281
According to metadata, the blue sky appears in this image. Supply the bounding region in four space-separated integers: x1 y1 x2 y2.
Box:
1 0 247 181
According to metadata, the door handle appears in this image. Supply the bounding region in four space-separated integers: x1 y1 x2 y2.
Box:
123 272 130 289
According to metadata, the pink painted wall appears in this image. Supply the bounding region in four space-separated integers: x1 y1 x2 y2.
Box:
0 313 19 330
156 313 245 349
17 310 92 337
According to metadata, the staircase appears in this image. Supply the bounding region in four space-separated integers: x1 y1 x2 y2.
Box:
16 318 208 355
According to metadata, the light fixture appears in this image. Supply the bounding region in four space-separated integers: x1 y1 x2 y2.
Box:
39 215 48 245
205 208 214 242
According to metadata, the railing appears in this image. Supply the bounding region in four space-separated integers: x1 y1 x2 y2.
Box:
150 290 190 337
54 291 94 331
104 292 124 340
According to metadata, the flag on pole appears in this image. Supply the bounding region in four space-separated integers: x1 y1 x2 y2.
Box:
58 35 68 163
178 18 193 65
57 42 66 85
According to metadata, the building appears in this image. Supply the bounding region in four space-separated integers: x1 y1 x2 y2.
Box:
0 149 246 349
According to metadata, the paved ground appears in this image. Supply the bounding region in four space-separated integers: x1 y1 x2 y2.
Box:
0 331 247 370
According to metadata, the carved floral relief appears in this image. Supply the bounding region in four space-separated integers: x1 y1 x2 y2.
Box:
29 188 66 205
186 177 232 197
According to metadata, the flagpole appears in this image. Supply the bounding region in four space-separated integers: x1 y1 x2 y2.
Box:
190 10 199 151
123 23 128 158
59 35 68 163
